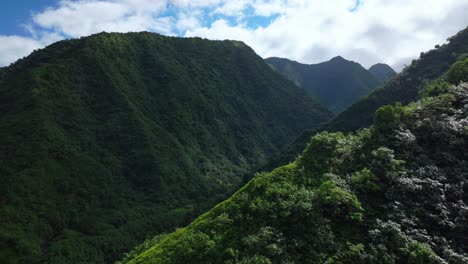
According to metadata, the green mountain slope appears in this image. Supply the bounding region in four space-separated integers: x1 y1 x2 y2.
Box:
265 56 384 113
123 79 468 264
368 63 396 83
0 32 333 264
266 26 468 170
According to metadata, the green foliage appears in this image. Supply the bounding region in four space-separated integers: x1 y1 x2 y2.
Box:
325 243 365 264
124 83 468 264
404 243 441 264
373 103 405 131
350 168 380 193
171 231 216 263
227 255 272 264
117 234 167 264
241 226 285 258
298 131 346 180
0 32 333 263
369 147 406 180
316 180 364 222
420 79 451 98
447 58 468 84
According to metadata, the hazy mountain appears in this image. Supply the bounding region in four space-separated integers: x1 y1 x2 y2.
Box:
0 32 333 264
368 63 396 83
265 56 385 113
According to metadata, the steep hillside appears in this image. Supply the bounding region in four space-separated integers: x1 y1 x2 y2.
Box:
265 56 383 113
123 80 468 264
0 32 333 264
368 63 396 83
268 26 468 169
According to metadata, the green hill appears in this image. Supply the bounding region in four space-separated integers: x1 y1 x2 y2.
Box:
368 63 396 83
122 77 468 264
265 56 385 113
0 32 333 264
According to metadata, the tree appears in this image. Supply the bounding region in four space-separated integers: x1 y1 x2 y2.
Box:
447 58 468 85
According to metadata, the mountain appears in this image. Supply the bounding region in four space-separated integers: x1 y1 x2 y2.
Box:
265 56 386 113
0 32 333 264
122 79 468 264
266 26 468 170
368 63 396 83
323 26 468 133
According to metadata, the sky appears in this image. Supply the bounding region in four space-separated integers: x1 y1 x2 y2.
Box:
1 0 467 71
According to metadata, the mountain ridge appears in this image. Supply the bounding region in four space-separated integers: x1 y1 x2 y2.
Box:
0 32 333 264
265 55 389 113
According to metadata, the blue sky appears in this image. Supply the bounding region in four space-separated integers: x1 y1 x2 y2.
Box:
0 1 281 37
0 0 57 36
1 0 467 70
0 0 359 36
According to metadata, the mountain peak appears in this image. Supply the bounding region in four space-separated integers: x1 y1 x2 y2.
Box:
266 56 381 113
368 63 396 83
368 63 393 71
329 55 347 62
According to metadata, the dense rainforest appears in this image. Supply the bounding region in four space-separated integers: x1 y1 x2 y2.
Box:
265 26 468 170
1 22 467 264
265 56 392 113
0 32 333 264
122 59 468 263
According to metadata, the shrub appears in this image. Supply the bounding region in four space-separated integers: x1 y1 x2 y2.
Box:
350 168 380 193
373 103 405 131
405 242 441 264
447 58 468 85
316 180 364 222
299 132 345 180
172 231 215 262
420 80 451 98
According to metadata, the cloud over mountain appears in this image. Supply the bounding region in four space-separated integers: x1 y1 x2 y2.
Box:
1 0 467 70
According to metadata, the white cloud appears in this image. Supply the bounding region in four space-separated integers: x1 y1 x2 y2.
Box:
0 36 42 67
0 32 63 67
171 0 222 8
212 1 248 17
250 0 288 16
175 11 202 31
1 0 467 70
210 0 287 19
191 0 468 70
32 0 169 37
187 0 468 71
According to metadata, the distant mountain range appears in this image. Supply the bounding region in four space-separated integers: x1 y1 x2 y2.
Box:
264 26 468 171
265 56 395 113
